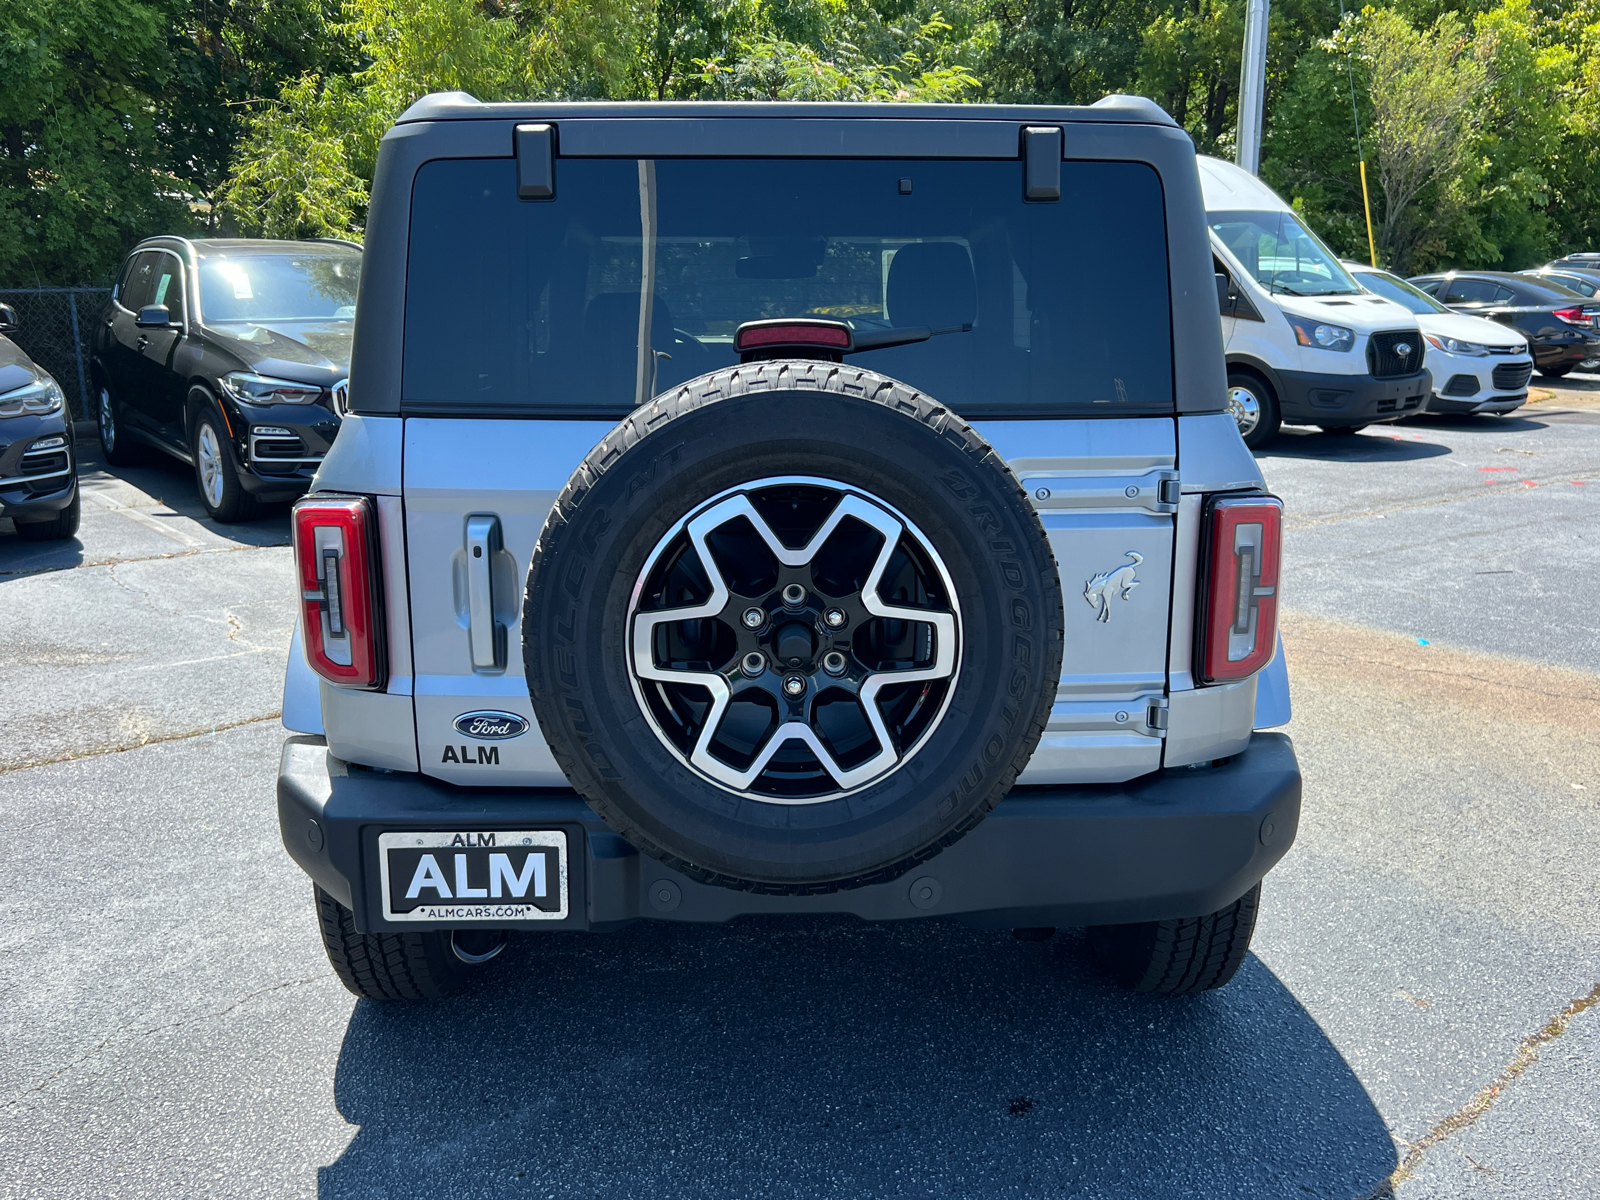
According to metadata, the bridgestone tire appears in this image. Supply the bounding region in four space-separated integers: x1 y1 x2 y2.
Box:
524 361 1064 893
1086 882 1262 994
314 885 477 1000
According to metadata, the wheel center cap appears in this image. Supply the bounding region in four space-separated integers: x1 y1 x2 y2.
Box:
773 620 815 667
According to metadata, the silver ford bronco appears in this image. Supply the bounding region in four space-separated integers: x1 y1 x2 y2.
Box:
278 92 1299 1000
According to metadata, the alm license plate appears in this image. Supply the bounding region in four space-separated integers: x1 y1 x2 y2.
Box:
379 830 569 922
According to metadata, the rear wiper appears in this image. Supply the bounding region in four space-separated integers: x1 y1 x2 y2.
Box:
732 318 972 363
850 323 973 353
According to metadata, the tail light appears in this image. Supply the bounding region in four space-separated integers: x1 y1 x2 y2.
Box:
1198 494 1282 684
1552 307 1590 327
293 495 386 689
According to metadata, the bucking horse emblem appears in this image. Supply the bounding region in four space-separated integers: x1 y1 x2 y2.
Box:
1083 552 1143 623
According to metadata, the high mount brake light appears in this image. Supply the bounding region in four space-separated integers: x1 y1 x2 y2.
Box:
1198 494 1282 685
734 320 854 353
293 495 386 689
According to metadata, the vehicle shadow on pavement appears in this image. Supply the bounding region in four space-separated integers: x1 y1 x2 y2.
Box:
320 917 1395 1199
77 441 291 547
1257 429 1452 463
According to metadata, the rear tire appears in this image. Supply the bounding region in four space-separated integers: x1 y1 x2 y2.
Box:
1538 364 1573 378
96 383 140 466
14 490 81 542
191 397 260 523
1087 882 1261 993
1227 371 1280 449
313 885 503 1000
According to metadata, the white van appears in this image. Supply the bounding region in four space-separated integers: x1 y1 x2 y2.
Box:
1198 157 1431 447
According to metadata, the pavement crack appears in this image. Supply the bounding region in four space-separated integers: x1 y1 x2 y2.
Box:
1361 981 1600 1198
0 712 283 775
0 542 289 579
0 972 332 1110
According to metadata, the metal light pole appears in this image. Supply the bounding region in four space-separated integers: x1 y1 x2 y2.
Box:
1236 0 1270 175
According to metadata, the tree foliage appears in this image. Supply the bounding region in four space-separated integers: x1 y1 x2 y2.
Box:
6 0 1600 283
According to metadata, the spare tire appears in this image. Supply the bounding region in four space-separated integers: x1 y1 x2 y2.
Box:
523 362 1063 892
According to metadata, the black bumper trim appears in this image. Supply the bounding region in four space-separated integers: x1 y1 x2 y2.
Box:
0 474 78 520
277 733 1302 933
1276 367 1431 425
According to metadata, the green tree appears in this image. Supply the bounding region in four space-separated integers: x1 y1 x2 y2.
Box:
0 0 187 285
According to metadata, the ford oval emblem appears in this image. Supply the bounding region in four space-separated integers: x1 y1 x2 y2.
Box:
453 711 529 740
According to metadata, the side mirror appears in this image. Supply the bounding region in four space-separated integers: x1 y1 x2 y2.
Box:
1215 272 1236 316
136 304 173 328
0 302 17 333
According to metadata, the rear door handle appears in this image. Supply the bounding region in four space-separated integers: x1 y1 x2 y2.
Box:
465 515 506 670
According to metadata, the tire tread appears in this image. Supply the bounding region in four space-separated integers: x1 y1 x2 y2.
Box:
1088 882 1261 994
525 360 1064 894
313 885 463 1000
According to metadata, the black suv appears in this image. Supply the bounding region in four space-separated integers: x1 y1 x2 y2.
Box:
92 238 360 521
0 304 80 541
1408 270 1600 378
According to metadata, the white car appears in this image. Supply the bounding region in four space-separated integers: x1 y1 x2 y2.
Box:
1345 264 1534 416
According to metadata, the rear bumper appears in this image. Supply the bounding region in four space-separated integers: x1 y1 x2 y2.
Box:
278 732 1302 934
1277 367 1431 426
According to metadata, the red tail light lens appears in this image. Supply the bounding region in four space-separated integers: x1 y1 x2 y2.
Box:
1199 494 1282 684
293 495 386 689
1552 307 1589 326
734 319 853 352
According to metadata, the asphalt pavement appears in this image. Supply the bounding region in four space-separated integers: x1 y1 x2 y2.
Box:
2 382 1597 1199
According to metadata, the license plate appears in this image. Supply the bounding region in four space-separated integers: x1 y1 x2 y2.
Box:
379 830 569 922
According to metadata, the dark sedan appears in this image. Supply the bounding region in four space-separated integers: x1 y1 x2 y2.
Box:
92 238 359 522
0 304 80 541
1408 270 1600 378
1523 264 1600 299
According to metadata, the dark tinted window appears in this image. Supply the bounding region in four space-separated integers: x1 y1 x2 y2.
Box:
1442 278 1500 305
119 252 163 311
403 157 1173 417
1508 277 1583 303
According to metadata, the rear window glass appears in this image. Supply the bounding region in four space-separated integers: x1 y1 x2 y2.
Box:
403 157 1173 418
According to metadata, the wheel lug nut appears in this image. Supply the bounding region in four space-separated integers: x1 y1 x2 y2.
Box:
781 583 806 607
741 651 766 677
822 651 847 676
824 608 846 629
782 674 806 697
741 607 765 630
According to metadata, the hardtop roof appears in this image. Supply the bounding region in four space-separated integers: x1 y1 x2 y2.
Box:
394 91 1176 128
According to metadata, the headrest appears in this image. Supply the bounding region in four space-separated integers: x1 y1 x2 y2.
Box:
886 243 976 330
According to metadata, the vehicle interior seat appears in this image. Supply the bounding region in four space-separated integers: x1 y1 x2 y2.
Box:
868 241 979 396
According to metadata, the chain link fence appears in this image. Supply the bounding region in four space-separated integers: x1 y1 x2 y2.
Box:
0 288 112 423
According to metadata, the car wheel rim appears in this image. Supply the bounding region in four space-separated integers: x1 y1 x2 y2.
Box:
99 389 115 450
626 477 962 804
1227 386 1261 436
197 423 225 508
